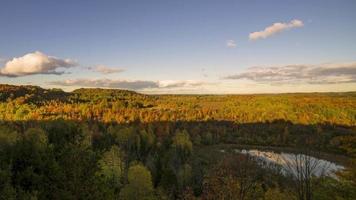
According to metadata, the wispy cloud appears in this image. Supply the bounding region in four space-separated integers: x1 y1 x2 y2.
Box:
49 79 210 91
89 65 124 74
158 80 207 88
49 79 159 90
226 40 237 48
224 62 356 84
0 51 76 77
249 19 304 40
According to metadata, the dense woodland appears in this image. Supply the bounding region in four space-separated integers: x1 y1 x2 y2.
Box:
0 84 355 200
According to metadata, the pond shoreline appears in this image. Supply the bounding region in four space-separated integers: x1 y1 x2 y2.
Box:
202 143 352 167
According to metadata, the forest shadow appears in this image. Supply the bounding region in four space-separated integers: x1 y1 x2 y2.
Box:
1 118 355 199
1 118 355 158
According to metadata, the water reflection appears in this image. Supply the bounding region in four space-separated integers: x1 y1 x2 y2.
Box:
233 149 344 178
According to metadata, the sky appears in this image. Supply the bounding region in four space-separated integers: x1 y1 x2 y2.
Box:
0 0 355 94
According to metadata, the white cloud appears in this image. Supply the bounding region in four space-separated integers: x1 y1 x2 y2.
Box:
0 51 76 77
249 19 304 40
226 40 237 48
89 65 124 74
224 62 356 84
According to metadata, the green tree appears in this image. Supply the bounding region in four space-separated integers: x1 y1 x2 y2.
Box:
172 130 192 163
96 145 125 199
120 164 155 200
98 146 125 181
24 128 48 148
0 125 19 146
202 132 213 145
0 125 19 163
140 129 155 158
177 164 192 191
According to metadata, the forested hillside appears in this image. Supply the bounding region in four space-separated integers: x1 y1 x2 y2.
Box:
1 84 355 125
0 84 355 200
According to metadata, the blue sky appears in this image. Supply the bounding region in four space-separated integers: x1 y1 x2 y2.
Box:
0 0 355 93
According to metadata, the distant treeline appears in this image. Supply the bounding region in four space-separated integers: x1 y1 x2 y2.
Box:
0 84 355 126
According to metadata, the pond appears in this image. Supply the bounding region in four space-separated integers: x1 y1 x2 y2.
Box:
226 149 345 178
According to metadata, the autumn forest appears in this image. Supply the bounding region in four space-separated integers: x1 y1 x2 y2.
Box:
0 84 355 200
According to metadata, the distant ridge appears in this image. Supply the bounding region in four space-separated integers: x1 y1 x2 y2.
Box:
0 84 355 98
0 84 146 103
0 84 68 103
